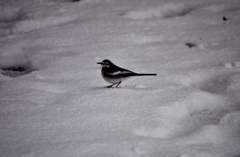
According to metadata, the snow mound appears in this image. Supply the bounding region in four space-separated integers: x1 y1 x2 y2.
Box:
13 14 78 33
0 6 26 36
133 90 230 139
184 111 240 145
122 146 146 157
0 6 25 23
203 2 240 13
174 67 240 96
134 65 240 140
221 61 240 68
123 3 196 20
0 3 79 34
126 33 164 45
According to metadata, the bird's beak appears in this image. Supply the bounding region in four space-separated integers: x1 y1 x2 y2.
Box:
97 62 102 65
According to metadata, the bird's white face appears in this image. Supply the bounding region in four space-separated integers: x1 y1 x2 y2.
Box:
97 60 112 68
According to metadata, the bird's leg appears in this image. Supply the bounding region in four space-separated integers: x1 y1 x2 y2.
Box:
106 83 116 88
105 82 122 88
115 81 122 88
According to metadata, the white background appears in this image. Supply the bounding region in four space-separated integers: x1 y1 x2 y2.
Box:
1 0 240 156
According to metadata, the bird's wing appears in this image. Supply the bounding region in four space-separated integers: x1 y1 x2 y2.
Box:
111 67 137 77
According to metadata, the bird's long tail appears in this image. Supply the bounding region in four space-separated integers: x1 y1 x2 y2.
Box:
135 73 157 76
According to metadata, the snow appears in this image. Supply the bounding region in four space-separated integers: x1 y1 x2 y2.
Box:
1 0 240 156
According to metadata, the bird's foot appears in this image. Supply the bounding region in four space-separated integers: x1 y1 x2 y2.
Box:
105 84 116 88
105 82 122 88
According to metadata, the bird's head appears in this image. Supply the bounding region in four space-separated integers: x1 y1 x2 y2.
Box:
97 59 113 68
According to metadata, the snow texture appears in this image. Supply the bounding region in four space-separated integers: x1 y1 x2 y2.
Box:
1 0 240 157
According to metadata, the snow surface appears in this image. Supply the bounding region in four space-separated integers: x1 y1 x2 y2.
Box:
1 0 240 156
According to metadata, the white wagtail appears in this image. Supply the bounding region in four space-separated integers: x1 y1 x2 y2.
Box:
97 59 157 88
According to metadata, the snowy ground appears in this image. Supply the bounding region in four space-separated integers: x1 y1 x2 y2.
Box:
1 0 240 156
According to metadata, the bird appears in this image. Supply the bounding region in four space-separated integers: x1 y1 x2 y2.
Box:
97 59 157 88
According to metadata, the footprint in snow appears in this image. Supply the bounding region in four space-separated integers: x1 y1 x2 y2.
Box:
0 64 35 77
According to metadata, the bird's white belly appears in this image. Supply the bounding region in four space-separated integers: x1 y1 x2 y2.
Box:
103 75 131 84
102 72 131 84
